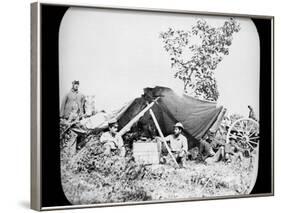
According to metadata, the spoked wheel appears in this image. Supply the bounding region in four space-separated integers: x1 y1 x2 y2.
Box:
226 118 259 194
226 118 259 152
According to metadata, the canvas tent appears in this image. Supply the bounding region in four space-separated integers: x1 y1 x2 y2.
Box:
114 86 225 148
82 86 225 148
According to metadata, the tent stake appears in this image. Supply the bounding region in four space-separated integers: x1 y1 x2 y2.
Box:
149 109 179 168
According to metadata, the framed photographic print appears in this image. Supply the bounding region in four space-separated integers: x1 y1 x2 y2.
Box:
31 1 274 211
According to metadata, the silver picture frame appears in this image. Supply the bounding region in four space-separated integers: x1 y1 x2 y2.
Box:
31 1 274 211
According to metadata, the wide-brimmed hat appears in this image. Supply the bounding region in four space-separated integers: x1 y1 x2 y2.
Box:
174 122 184 130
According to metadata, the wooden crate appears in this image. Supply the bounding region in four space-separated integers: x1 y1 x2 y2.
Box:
133 142 160 165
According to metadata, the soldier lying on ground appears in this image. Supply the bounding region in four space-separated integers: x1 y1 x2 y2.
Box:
100 119 126 157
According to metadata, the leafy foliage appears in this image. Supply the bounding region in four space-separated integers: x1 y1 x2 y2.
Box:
160 18 240 101
61 135 151 204
60 127 257 203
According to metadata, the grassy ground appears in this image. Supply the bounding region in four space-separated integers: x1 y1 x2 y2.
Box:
60 135 257 205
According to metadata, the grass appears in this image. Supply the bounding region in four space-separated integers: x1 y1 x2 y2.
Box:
60 133 257 205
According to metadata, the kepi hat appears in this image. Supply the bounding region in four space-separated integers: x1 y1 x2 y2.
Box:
72 80 80 85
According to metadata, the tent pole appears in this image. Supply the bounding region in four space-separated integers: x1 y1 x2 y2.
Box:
118 97 160 136
149 109 179 168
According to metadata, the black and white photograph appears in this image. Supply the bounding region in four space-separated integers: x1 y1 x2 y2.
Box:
1 0 279 212
58 6 263 205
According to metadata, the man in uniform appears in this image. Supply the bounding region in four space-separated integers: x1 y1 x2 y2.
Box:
60 80 85 120
200 135 244 164
100 119 126 156
164 122 188 167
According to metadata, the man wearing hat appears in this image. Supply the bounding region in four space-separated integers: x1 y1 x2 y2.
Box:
100 119 125 156
60 80 85 120
164 122 188 167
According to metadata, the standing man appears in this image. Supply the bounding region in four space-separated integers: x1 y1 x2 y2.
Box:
60 80 85 120
248 105 258 121
100 119 126 157
164 122 188 167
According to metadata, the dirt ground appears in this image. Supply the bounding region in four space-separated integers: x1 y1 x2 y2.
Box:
60 135 258 205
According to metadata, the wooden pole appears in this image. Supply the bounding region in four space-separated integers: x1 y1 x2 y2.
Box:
149 109 179 168
118 97 160 136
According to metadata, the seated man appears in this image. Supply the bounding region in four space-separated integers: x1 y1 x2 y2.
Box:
197 133 225 163
204 146 225 164
224 139 246 162
202 137 244 164
199 137 215 162
100 119 125 157
163 122 188 167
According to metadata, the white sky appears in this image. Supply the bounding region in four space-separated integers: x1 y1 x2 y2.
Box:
59 7 260 117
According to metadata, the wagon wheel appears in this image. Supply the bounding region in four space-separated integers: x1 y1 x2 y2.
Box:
226 118 259 152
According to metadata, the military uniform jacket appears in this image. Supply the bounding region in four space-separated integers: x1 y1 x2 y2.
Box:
60 89 85 119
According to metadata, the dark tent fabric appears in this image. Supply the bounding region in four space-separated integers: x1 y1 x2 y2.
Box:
117 86 224 148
